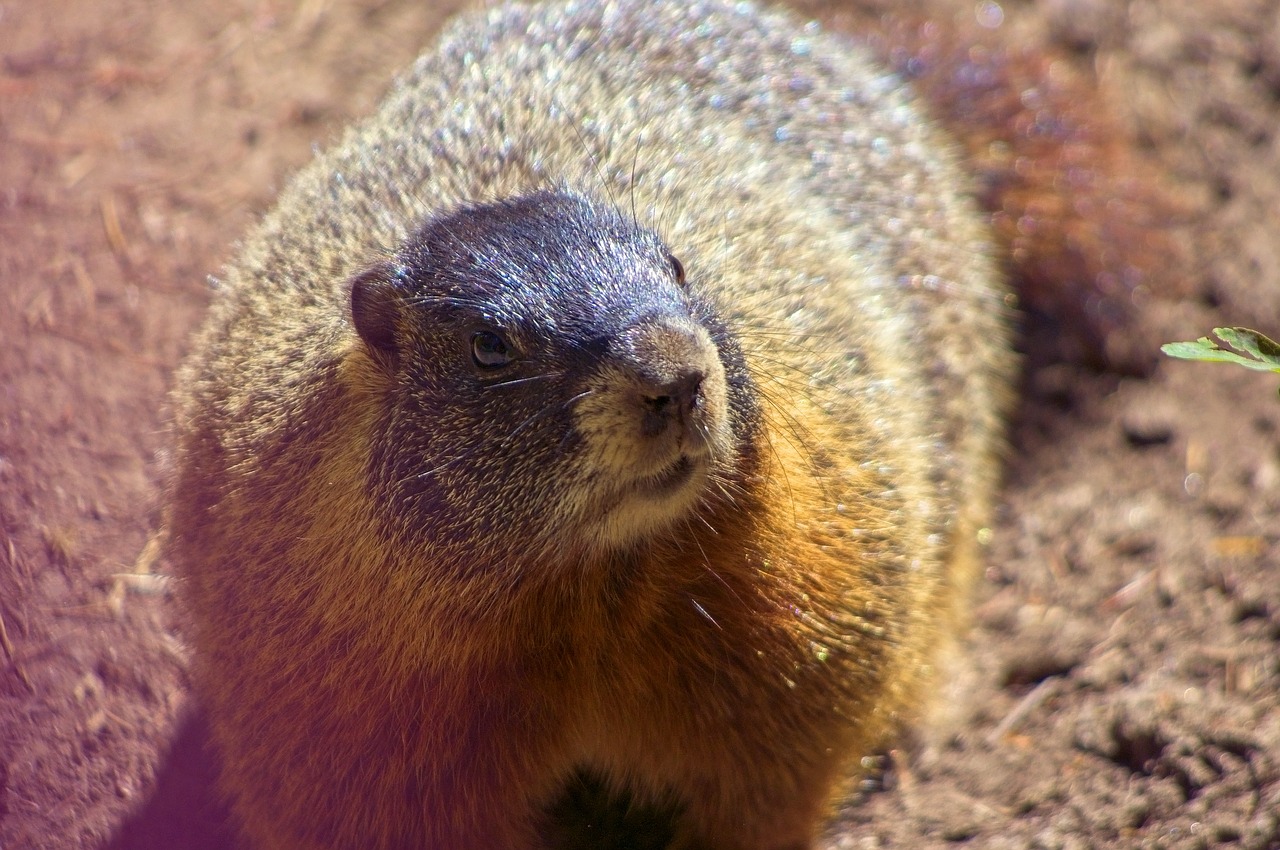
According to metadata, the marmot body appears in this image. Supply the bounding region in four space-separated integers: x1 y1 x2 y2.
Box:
168 1 1013 847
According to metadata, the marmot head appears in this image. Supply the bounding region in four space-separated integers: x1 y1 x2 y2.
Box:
350 190 760 564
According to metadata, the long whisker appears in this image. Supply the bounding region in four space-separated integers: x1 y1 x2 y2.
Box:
486 371 563 389
559 94 620 213
629 135 642 228
682 516 747 615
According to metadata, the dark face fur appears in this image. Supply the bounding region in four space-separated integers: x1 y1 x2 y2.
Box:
350 190 758 564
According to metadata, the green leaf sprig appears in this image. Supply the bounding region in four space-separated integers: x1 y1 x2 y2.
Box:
1162 327 1280 393
1162 327 1280 371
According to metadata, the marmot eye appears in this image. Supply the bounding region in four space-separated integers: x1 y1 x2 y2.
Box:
470 330 513 369
669 253 686 286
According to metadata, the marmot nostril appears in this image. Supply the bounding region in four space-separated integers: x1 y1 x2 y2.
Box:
674 371 705 411
645 372 703 412
639 370 706 438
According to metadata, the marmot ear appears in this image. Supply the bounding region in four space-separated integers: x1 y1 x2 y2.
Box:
350 261 404 372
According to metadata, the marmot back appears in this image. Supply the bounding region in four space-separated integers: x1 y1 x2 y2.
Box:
168 1 1014 848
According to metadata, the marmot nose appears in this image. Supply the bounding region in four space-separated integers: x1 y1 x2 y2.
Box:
614 316 717 440
639 369 705 438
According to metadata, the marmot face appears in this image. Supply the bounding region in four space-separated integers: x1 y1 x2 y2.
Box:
351 190 757 562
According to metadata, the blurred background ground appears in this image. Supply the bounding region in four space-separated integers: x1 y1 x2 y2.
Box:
1 0 1277 847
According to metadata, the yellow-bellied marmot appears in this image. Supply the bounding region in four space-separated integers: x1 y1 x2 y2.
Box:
168 1 1017 847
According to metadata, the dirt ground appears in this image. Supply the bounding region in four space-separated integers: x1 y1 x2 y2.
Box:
2 0 1278 848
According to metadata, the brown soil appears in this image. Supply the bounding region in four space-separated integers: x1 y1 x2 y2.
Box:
2 1 1277 848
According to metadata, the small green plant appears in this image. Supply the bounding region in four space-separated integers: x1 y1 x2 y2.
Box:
1162 328 1280 390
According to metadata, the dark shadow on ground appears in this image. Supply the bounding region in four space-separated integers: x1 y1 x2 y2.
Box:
106 711 237 850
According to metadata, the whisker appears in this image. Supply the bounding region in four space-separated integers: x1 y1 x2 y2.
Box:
629 135 642 228
402 293 495 311
683 517 747 615
690 598 721 630
559 94 620 213
486 371 563 389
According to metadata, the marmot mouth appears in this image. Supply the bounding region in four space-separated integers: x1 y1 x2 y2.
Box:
637 455 699 499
